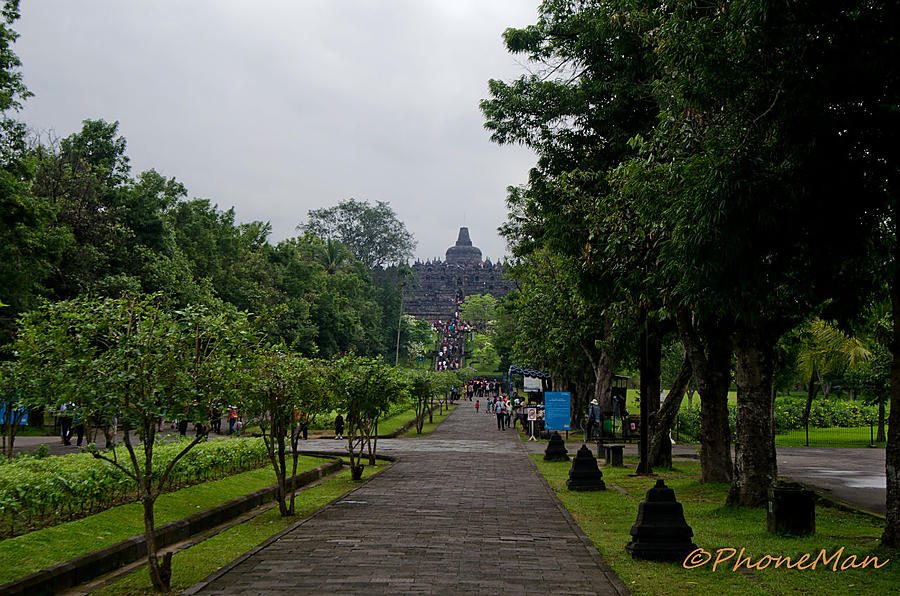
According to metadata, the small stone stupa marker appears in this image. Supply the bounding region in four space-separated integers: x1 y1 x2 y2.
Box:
625 479 697 561
566 444 606 491
544 431 569 461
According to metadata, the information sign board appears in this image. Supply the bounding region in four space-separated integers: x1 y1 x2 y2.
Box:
523 376 543 392
545 391 571 431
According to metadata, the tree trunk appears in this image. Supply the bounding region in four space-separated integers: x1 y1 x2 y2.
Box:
676 309 733 483
645 323 662 422
143 491 169 592
2 405 25 459
648 353 692 468
636 310 659 475
289 430 300 515
728 328 778 507
878 401 886 443
416 398 426 434
580 319 615 413
699 349 733 484
882 261 900 546
369 423 377 466
276 434 288 516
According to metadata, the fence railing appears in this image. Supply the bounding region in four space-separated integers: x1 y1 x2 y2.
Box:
670 415 888 448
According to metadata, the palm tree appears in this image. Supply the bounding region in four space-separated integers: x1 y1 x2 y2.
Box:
317 239 349 274
797 318 871 438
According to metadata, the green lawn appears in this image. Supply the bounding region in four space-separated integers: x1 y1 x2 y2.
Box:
376 406 418 436
402 404 456 437
93 464 387 595
245 405 421 436
533 455 898 595
0 456 330 584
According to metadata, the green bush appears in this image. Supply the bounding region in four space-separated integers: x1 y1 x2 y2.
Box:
674 397 879 442
773 397 877 431
0 437 267 537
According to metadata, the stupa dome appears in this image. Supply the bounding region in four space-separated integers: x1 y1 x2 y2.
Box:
445 227 482 265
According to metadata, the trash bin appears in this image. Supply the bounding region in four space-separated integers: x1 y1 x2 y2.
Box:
767 486 815 535
602 419 613 435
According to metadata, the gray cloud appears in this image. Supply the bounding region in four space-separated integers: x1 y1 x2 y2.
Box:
16 0 538 262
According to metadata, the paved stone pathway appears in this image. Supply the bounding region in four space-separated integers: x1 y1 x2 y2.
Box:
190 404 627 595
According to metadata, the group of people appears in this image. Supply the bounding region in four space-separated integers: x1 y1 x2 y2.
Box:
432 308 472 371
465 378 501 399
475 395 526 431
57 403 117 448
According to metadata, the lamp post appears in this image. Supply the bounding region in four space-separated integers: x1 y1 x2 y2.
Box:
395 291 404 366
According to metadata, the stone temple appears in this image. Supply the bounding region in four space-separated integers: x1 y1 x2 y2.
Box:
404 227 514 320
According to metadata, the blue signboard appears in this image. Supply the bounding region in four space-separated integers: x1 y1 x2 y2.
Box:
545 391 570 431
0 404 27 425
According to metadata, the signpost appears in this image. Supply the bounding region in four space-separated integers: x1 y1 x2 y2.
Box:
527 407 537 441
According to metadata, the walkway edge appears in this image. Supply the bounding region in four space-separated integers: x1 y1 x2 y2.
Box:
517 437 631 596
182 456 397 596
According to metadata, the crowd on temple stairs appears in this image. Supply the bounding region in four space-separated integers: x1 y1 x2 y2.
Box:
431 302 472 371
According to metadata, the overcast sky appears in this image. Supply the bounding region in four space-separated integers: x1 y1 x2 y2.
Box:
14 1 539 262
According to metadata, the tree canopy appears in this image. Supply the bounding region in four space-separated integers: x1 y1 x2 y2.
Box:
300 198 416 268
483 0 900 524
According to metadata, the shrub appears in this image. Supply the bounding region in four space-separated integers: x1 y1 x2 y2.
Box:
0 436 267 537
674 397 879 442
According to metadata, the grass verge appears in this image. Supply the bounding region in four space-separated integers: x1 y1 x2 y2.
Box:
403 404 456 437
93 463 387 595
533 454 898 595
377 406 419 436
0 456 329 584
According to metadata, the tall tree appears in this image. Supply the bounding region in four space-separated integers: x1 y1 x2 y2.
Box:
482 0 663 447
0 0 64 346
300 198 415 268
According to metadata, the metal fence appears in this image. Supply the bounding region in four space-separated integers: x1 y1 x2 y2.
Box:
669 416 888 448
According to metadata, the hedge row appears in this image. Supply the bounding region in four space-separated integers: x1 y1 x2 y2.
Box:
0 437 268 537
674 397 879 441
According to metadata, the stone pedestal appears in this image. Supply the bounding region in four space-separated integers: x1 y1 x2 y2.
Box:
605 445 624 467
566 445 606 491
625 479 697 561
768 486 815 536
544 431 569 462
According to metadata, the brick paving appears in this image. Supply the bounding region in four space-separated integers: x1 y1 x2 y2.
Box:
190 404 628 595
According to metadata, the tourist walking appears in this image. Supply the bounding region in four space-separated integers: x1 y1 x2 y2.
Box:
72 410 85 447
475 400 479 413
496 399 506 430
58 403 73 445
334 413 344 439
228 406 238 434
586 399 601 441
